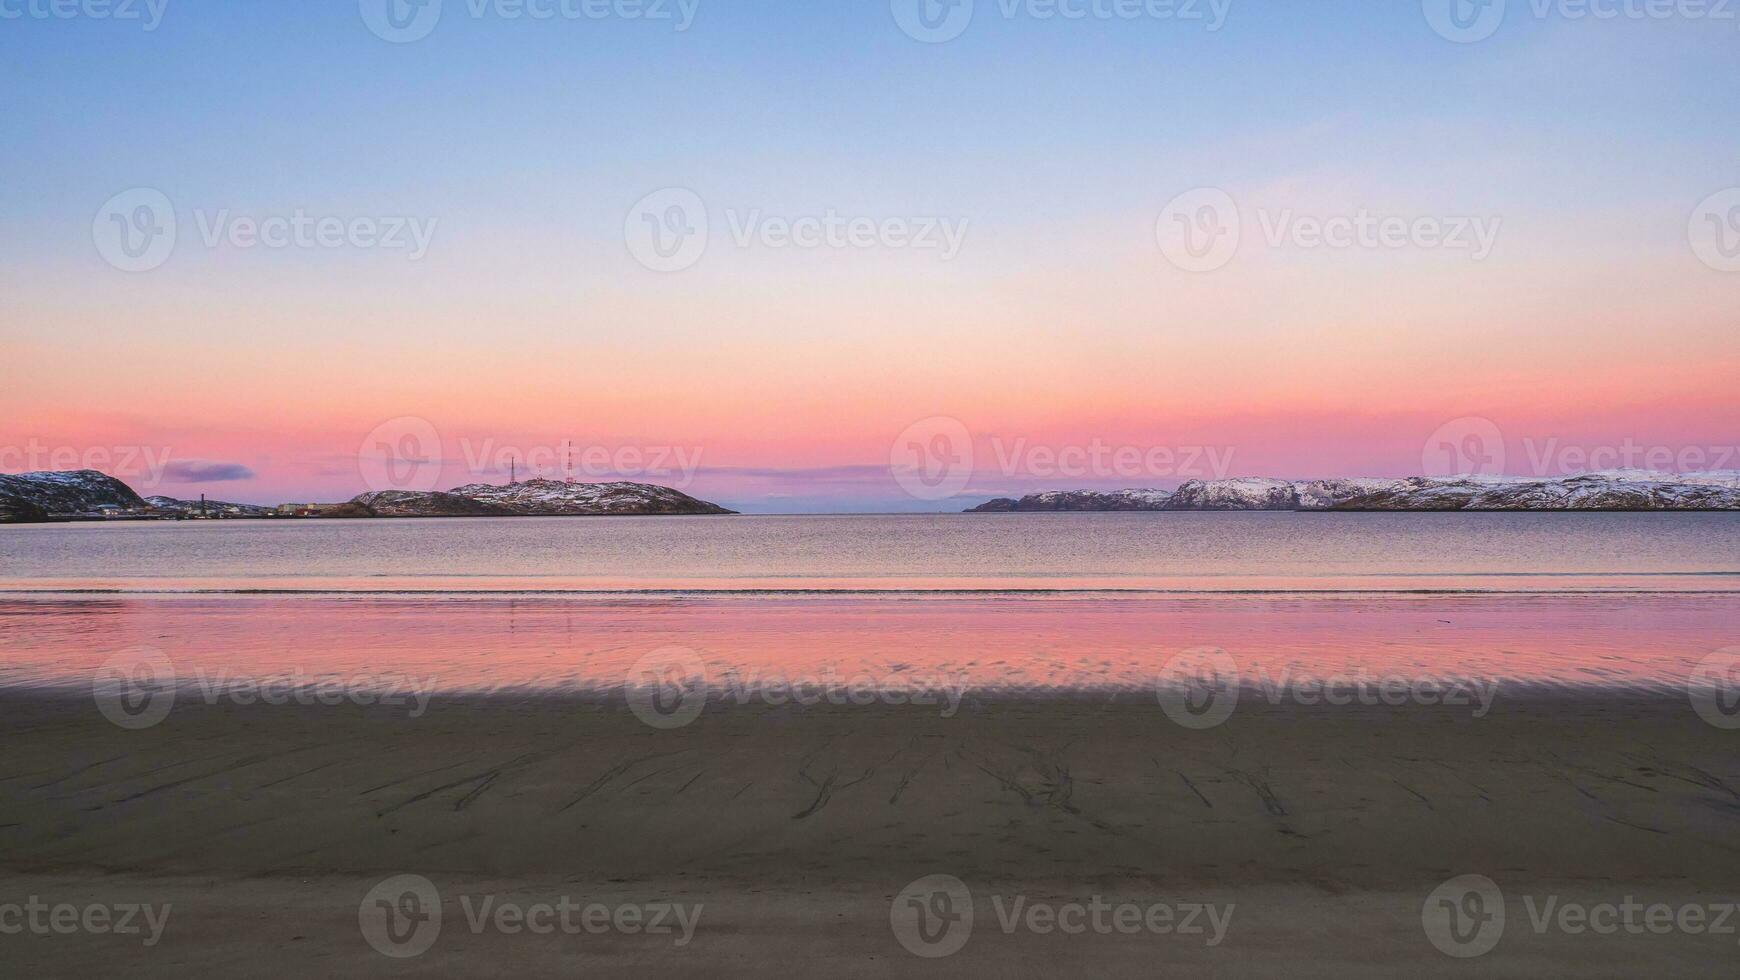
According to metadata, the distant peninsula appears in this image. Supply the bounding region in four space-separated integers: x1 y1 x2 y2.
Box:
966 472 1740 513
325 480 736 518
0 471 735 523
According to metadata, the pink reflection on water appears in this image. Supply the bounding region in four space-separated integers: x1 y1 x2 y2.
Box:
1 593 1733 694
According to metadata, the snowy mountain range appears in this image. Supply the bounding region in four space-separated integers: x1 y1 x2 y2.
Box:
329 479 736 518
0 471 736 523
965 489 1174 512
0 470 144 522
446 478 737 515
143 495 276 517
966 471 1740 512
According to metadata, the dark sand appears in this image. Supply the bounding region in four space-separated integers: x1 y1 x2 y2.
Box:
3 691 1739 976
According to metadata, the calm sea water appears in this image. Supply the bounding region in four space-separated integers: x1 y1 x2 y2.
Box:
3 514 1737 692
2 512 1738 592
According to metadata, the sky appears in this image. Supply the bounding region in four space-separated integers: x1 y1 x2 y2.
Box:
2 0 1737 513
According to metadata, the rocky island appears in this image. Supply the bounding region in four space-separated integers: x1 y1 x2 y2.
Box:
0 471 736 523
0 470 145 522
966 471 1740 512
965 488 1173 512
325 479 737 518
144 496 277 518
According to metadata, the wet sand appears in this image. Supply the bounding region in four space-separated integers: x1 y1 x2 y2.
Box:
3 692 1739 976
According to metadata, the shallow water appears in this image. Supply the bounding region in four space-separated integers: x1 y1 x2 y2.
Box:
2 512 1738 592
5 514 1737 695
2 592 1734 696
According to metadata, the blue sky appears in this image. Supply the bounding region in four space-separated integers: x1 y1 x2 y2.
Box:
3 1 1738 511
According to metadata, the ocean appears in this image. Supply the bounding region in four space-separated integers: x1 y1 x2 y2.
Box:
2 513 1736 695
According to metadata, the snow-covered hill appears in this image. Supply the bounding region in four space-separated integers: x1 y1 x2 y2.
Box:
326 479 736 518
446 479 736 516
323 491 517 518
967 472 1740 512
966 489 1172 512
0 470 145 521
143 496 276 518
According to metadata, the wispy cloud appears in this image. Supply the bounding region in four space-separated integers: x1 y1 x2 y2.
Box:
163 461 257 483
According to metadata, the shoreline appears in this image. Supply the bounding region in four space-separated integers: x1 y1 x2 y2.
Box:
4 694 1739 975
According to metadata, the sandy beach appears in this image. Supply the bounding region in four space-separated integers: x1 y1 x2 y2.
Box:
4 689 1739 976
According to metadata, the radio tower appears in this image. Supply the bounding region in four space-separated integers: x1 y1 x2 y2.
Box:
564 440 574 484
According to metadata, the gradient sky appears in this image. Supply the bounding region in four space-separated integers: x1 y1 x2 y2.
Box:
3 1 1737 512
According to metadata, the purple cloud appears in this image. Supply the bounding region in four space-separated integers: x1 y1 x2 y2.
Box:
163 461 257 483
